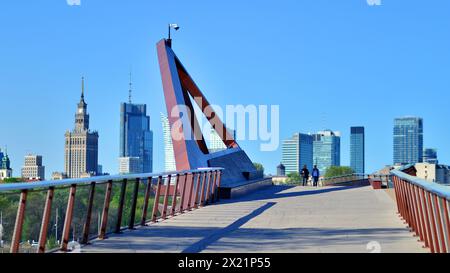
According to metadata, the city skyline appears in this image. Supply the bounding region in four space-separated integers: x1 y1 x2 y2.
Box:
1 1 450 177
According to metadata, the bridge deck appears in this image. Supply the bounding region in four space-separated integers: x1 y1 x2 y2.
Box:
81 185 428 253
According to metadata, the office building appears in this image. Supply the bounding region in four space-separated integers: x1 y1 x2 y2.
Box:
423 148 438 164
118 157 142 175
119 101 153 174
415 163 450 185
282 133 313 175
64 78 99 178
350 127 365 174
161 113 176 172
21 154 45 180
313 130 341 174
393 117 423 165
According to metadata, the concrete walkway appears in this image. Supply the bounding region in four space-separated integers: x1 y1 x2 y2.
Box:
81 185 428 253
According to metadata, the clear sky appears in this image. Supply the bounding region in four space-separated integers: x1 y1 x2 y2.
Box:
1 0 449 178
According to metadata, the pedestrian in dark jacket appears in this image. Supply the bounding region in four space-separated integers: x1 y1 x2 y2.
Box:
301 165 310 186
312 165 320 187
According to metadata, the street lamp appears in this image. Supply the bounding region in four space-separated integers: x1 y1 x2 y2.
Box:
167 23 180 47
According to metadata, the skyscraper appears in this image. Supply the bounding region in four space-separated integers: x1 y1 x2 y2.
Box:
64 78 99 179
119 102 153 174
313 130 341 174
161 113 176 172
281 133 313 175
21 154 45 180
423 148 438 164
350 127 365 174
393 117 423 165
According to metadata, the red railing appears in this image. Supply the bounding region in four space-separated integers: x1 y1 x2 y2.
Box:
0 168 223 253
391 167 450 253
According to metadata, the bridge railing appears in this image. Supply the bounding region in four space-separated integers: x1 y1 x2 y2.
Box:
391 167 450 253
0 168 223 253
321 173 391 188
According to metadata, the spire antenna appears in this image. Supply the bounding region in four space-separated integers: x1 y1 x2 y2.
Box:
81 76 85 101
128 72 132 104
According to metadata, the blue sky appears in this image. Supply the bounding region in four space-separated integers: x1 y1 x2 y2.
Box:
1 0 449 178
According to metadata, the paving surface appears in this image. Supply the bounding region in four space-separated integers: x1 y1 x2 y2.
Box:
81 185 428 253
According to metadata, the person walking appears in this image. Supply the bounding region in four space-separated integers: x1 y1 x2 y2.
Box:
312 165 320 187
301 165 310 186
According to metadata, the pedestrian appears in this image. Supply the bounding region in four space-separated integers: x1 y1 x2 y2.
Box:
301 165 310 186
312 165 320 187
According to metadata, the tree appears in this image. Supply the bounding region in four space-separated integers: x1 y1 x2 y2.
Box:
253 163 264 173
287 172 301 183
324 166 354 178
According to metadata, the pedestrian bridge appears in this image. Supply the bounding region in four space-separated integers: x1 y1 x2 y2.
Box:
1 167 449 253
80 185 425 253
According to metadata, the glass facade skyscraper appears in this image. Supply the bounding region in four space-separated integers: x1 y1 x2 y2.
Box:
393 117 423 165
281 133 313 175
350 127 365 174
161 113 176 172
423 148 438 164
313 130 341 174
119 103 153 173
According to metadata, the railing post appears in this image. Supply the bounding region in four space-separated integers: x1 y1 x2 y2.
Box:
170 174 180 216
81 182 96 245
10 190 28 253
215 170 223 202
151 176 163 222
442 199 450 253
161 175 172 219
210 171 218 203
433 195 447 253
421 188 435 252
204 171 213 206
115 179 128 234
187 173 196 210
192 173 201 210
416 185 430 248
38 187 55 253
61 184 77 251
407 183 420 236
200 172 207 207
179 173 190 213
141 177 153 226
412 185 425 243
128 178 140 230
427 191 440 253
99 180 113 240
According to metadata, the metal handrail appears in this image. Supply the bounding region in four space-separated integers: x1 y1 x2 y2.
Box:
0 168 224 193
0 168 224 254
391 166 450 253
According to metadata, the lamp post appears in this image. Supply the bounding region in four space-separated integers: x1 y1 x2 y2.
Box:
167 23 180 47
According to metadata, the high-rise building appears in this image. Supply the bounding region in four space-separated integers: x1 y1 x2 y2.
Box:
281 133 313 175
21 154 45 180
209 127 236 153
423 148 438 164
119 102 153 174
0 148 12 180
64 78 99 179
393 117 423 165
313 130 341 174
350 127 365 174
161 113 176 172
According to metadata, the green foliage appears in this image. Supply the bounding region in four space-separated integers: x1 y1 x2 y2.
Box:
324 166 354 178
287 172 301 183
253 163 265 173
2 178 24 183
